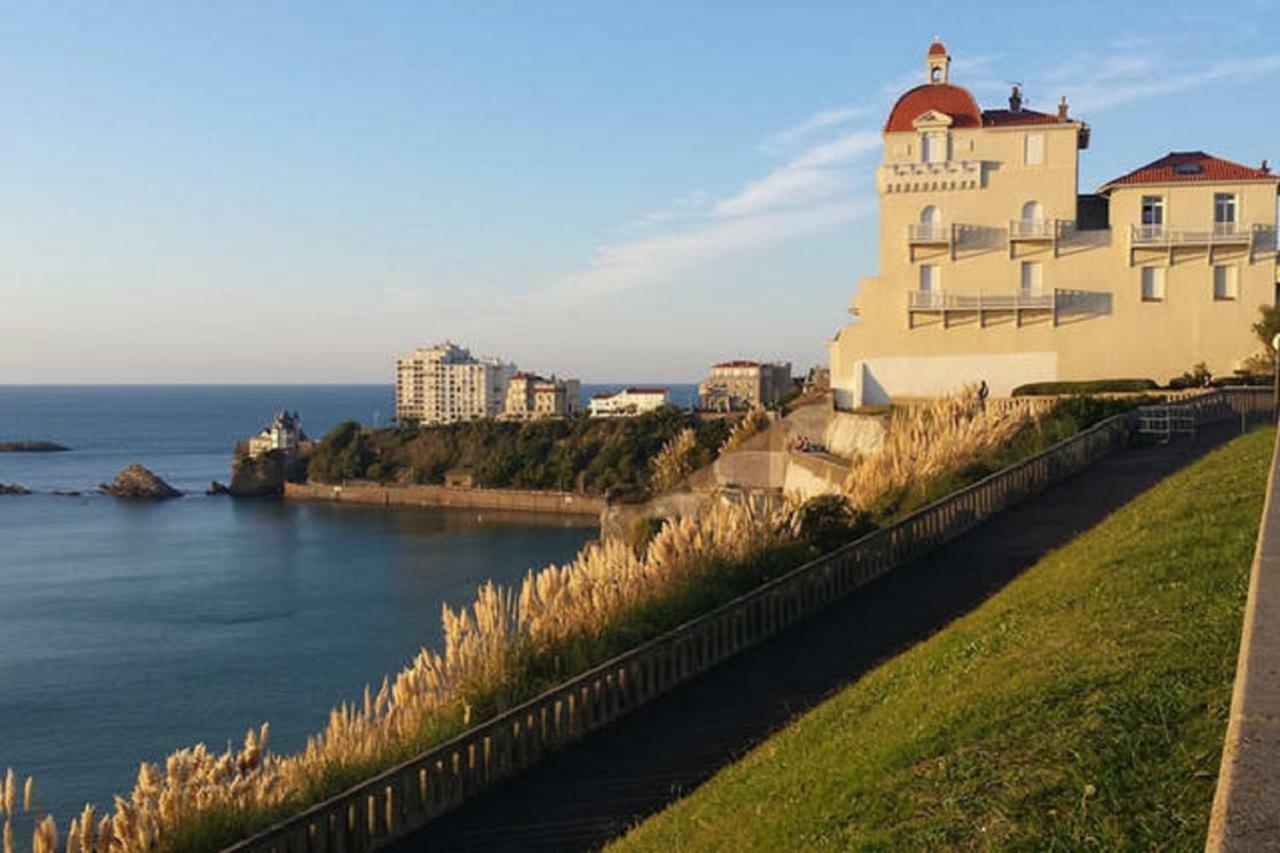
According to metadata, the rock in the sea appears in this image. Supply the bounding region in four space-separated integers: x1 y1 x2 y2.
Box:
101 464 182 499
207 481 230 496
0 440 69 452
0 483 30 495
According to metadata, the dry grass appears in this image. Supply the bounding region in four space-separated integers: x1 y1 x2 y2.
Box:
843 386 1031 512
649 427 698 494
4 388 1043 852
720 409 770 453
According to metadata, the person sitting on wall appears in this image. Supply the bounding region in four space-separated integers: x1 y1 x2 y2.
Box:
976 380 990 411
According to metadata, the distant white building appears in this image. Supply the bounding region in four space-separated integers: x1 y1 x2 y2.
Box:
588 388 670 418
245 411 306 457
395 341 516 425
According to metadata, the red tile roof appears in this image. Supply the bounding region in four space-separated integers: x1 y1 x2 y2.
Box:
884 83 982 133
1100 151 1278 191
713 360 761 368
927 40 948 56
981 108 1061 127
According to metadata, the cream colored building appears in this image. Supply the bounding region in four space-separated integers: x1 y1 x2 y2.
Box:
698 360 793 411
504 372 582 419
588 388 670 418
395 341 515 424
829 39 1280 408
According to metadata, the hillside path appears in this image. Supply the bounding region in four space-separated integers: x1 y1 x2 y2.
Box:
391 422 1243 852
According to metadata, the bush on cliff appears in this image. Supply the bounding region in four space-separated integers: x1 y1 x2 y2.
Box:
308 411 733 497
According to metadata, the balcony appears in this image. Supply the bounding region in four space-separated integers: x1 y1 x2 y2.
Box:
907 222 957 261
1128 223 1259 265
1007 218 1065 258
907 289 1057 328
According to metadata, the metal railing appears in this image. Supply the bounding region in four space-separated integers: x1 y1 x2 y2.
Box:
908 290 1054 311
1009 218 1058 240
223 389 1270 853
907 222 951 243
1131 223 1253 246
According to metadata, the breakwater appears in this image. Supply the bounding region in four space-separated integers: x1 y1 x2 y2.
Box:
285 481 605 517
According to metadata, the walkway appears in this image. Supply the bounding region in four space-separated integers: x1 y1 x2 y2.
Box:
392 423 1246 852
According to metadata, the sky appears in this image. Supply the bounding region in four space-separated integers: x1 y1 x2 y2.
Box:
1 0 1277 384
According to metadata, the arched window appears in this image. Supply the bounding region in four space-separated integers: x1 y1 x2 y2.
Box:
920 205 939 225
1021 201 1044 222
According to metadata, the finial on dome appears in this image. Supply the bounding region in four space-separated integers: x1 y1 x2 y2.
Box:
926 37 950 84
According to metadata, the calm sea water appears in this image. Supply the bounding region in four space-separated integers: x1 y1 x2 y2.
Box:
0 383 691 823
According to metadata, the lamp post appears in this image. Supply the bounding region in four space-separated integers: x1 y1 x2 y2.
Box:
1272 333 1280 422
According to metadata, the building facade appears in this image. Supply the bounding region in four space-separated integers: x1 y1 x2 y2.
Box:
245 410 306 457
588 388 670 418
504 373 582 419
698 360 794 411
395 341 515 424
829 39 1280 408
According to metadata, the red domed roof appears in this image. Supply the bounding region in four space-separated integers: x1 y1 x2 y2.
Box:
927 40 948 56
883 83 981 133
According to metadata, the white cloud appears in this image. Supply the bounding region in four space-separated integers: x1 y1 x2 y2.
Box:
552 199 873 299
714 130 880 218
1041 52 1280 112
765 106 869 150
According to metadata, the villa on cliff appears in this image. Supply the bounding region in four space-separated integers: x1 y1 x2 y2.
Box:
829 39 1280 409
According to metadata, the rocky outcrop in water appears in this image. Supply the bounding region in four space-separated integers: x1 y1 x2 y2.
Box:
0 440 69 452
101 464 182 499
0 483 30 495
230 449 308 497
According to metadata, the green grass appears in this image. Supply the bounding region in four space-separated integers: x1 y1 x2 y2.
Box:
610 428 1273 852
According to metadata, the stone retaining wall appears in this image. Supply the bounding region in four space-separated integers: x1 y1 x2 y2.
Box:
285 482 605 517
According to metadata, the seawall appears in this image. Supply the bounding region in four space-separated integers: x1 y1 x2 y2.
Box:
284 481 605 517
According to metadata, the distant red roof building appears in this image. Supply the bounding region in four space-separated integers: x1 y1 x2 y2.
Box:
1100 151 1279 192
927 39 948 56
712 360 761 368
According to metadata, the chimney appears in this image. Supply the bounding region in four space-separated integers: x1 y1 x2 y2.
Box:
1057 96 1069 122
1263 159 1271 174
1009 84 1022 113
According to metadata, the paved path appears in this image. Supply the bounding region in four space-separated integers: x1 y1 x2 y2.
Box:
392 424 1245 853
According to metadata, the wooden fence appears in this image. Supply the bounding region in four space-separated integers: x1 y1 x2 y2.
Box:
224 388 1270 853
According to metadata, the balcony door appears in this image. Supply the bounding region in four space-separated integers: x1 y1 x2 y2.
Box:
1214 193 1237 235
1021 201 1043 223
1020 261 1043 297
919 264 939 294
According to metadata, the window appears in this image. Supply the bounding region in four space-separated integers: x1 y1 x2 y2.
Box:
922 133 946 163
1021 200 1044 222
919 264 939 293
1020 261 1043 296
1024 133 1044 166
920 205 939 224
1141 195 1164 226
1214 193 1237 234
1213 265 1238 300
1141 267 1165 301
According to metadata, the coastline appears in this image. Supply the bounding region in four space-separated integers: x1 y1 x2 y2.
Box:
284 480 606 519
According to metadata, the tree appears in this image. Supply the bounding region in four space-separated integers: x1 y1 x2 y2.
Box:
1246 305 1280 373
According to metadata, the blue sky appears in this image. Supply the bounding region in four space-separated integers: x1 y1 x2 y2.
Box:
1 0 1277 383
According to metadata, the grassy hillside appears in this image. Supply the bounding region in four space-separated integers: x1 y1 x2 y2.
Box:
306 409 731 497
610 428 1272 851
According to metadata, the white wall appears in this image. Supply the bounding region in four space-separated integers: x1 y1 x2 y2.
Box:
849 351 1059 406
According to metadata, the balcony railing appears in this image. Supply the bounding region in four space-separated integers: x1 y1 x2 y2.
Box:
1008 218 1057 240
1131 223 1253 246
907 222 951 243
908 290 1054 312
1129 222 1259 265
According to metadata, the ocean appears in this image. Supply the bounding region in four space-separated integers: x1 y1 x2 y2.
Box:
0 383 692 823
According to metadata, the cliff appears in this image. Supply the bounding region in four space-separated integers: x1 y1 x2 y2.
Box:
230 449 309 497
0 440 69 452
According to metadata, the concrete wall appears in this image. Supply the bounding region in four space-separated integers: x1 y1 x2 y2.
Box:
285 482 604 517
849 351 1059 406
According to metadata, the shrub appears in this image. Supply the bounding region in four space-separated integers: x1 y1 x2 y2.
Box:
649 428 698 494
786 494 875 553
1167 362 1212 390
1012 379 1158 396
